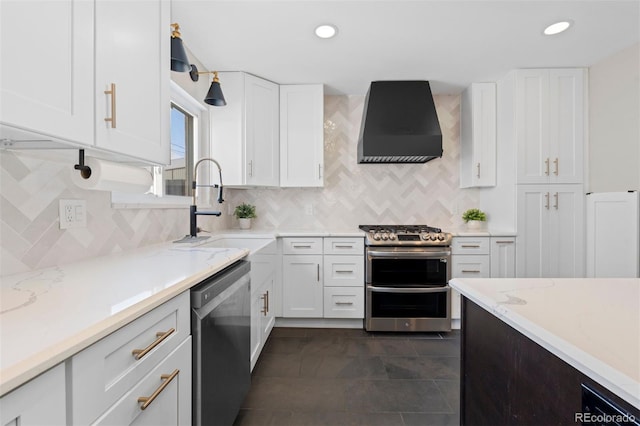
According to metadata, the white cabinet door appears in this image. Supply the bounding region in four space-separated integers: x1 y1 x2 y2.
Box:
517 184 584 278
251 272 275 371
211 72 279 186
282 255 323 317
451 253 490 320
246 74 280 186
460 83 496 188
94 0 170 165
516 69 584 184
0 364 66 426
280 84 324 187
0 0 93 144
490 237 516 278
323 287 364 318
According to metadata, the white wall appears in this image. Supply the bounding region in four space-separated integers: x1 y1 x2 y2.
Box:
588 43 640 192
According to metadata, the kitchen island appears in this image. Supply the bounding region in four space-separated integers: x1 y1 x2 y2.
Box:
449 277 639 424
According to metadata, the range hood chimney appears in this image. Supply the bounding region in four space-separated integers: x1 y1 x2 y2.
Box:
357 80 442 163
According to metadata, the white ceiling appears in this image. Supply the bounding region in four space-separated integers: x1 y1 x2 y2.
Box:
172 0 640 95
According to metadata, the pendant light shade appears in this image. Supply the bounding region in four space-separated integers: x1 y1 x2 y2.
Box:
204 72 227 106
170 23 190 72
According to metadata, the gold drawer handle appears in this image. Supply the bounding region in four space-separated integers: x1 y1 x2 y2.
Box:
335 301 354 305
460 245 481 248
461 270 481 273
495 240 514 244
132 328 176 360
104 83 116 128
138 369 179 410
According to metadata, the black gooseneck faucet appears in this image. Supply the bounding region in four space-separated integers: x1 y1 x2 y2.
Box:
190 158 224 238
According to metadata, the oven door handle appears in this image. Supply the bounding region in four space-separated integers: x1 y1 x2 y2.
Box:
367 285 450 294
367 250 451 258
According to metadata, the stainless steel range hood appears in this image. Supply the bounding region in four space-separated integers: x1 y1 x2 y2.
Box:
357 81 442 163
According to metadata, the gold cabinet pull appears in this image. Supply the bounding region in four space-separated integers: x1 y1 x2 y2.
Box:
553 158 559 176
335 301 354 306
476 162 481 179
461 270 481 273
261 291 269 316
248 160 253 177
317 264 320 281
104 83 117 128
138 369 179 410
545 192 550 209
544 158 550 176
461 245 480 248
318 164 322 179
132 328 175 360
553 192 559 209
495 240 514 244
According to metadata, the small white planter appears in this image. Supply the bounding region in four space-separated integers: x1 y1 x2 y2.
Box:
466 220 486 230
238 218 252 229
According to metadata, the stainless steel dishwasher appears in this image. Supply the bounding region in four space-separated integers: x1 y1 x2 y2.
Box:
191 259 251 426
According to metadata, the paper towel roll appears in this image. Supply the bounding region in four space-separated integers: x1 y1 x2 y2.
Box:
70 157 153 193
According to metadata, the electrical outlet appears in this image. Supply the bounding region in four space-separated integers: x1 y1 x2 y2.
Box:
59 199 87 229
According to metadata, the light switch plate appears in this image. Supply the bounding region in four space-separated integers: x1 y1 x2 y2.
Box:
59 199 87 229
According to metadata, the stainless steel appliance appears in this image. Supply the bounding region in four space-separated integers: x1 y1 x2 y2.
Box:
360 225 452 332
191 260 251 426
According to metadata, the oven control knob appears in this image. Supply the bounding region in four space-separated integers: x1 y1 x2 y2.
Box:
381 233 389 241
373 233 381 240
430 233 438 241
389 233 396 240
421 233 429 240
437 233 445 241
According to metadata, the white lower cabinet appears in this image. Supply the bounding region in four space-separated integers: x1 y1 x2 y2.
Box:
490 237 516 277
281 237 364 319
0 364 66 426
249 241 277 371
71 292 191 425
91 337 191 426
451 237 491 320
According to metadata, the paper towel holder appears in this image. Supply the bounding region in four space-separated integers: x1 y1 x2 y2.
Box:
74 149 92 179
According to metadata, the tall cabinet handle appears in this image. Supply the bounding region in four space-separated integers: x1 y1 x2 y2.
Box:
248 160 253 177
476 163 481 179
104 83 117 128
317 264 320 281
544 158 550 176
138 369 179 410
545 192 550 210
318 164 322 179
553 158 559 176
553 192 559 209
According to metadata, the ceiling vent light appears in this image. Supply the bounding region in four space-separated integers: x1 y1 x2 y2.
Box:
543 21 572 35
315 24 337 39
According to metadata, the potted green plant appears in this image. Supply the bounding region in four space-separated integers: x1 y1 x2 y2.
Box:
462 208 487 230
234 203 256 229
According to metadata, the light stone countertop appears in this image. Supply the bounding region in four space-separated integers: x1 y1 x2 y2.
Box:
0 239 251 397
449 277 640 409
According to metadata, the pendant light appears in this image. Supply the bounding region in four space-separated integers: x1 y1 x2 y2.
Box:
190 68 227 106
171 23 190 72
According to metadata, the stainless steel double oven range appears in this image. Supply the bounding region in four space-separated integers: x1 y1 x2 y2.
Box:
359 225 452 332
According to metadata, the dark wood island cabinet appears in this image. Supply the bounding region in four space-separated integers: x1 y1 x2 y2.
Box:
461 297 639 425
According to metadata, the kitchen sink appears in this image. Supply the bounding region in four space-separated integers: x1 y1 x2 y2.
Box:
200 234 276 255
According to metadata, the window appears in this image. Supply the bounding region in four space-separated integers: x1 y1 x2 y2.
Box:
163 103 194 196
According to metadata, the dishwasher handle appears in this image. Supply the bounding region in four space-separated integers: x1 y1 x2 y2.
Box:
191 260 251 309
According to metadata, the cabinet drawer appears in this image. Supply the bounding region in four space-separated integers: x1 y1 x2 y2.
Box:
71 292 190 425
323 238 364 255
92 337 191 426
323 255 364 287
451 255 490 278
452 237 490 254
282 238 323 254
323 287 364 318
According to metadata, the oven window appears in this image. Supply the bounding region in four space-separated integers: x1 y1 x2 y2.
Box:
371 258 447 286
369 290 448 318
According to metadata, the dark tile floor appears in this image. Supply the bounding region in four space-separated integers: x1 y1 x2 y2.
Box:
234 327 461 426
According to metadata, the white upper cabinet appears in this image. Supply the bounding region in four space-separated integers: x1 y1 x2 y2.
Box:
515 69 585 184
279 84 324 187
0 0 170 165
460 83 497 188
0 0 94 144
211 72 280 187
95 0 170 165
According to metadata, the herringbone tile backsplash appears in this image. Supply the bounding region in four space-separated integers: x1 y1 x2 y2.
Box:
1 94 478 276
225 94 479 231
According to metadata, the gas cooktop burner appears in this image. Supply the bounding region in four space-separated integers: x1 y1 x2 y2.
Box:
359 224 452 246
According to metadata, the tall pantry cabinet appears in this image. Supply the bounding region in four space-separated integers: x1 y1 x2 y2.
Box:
503 69 586 277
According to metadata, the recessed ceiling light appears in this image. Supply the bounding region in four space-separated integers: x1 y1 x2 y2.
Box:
315 24 337 39
543 21 572 35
